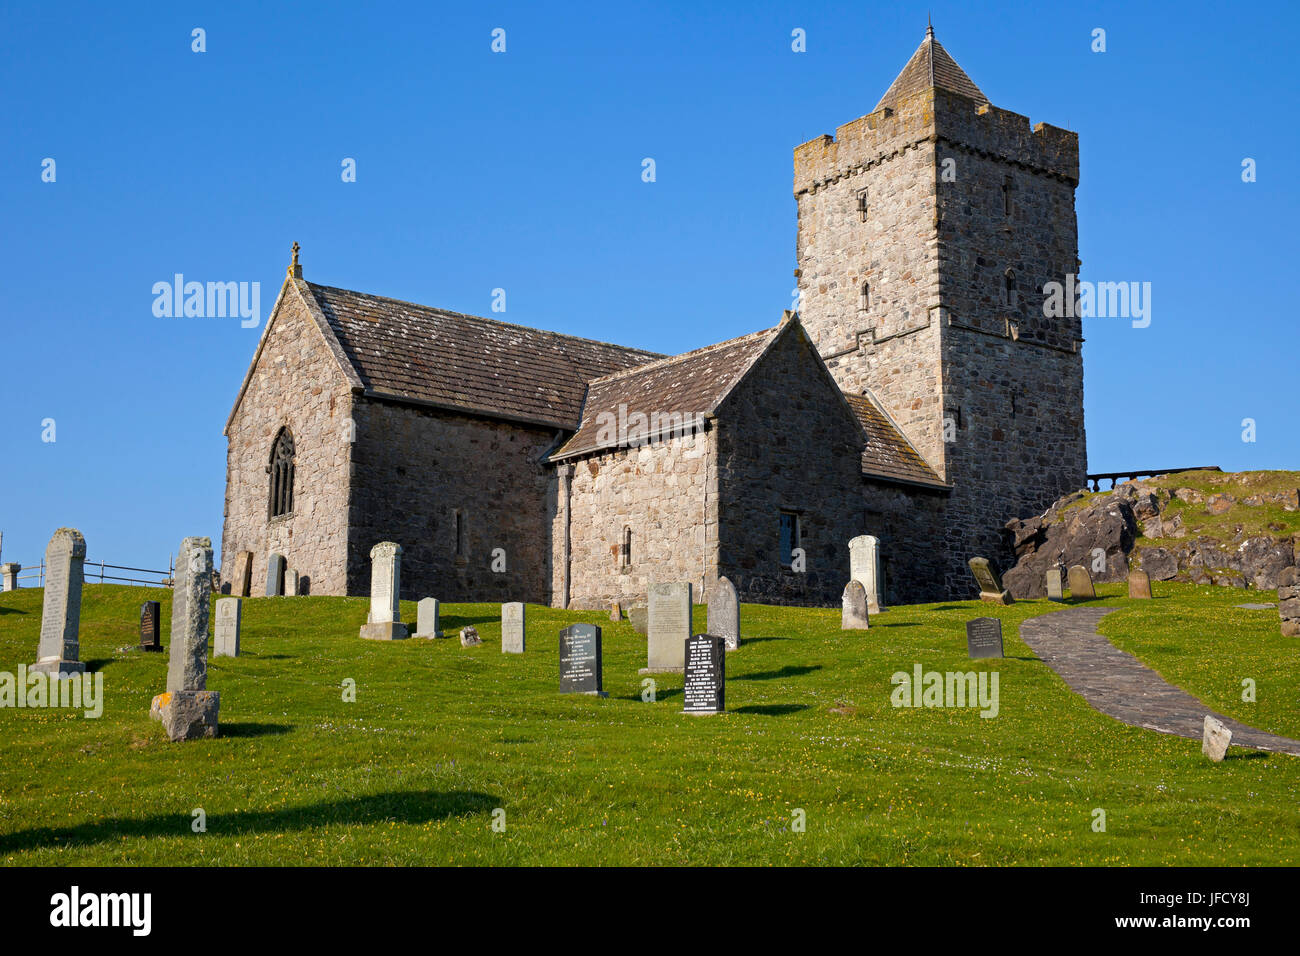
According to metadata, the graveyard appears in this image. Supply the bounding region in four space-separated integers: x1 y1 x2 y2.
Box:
1 579 1297 866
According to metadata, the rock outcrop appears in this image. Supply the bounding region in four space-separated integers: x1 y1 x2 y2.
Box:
1003 473 1299 599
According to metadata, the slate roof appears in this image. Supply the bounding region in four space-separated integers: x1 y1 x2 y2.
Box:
305 282 662 429
873 28 988 112
844 393 948 488
551 325 780 460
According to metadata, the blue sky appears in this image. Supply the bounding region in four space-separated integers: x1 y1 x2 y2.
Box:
1 0 1296 570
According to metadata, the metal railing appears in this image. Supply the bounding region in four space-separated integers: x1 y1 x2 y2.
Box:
8 557 174 589
1085 466 1221 492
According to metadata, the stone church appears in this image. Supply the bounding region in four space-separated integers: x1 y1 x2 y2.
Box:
220 28 1087 608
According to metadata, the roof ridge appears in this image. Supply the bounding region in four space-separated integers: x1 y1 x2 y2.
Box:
307 281 664 359
584 324 780 386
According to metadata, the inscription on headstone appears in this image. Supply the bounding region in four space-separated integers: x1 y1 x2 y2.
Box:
214 597 241 658
360 542 408 640
502 601 525 653
560 623 606 696
708 576 740 651
965 617 1004 659
682 634 725 715
644 582 691 672
139 600 163 652
33 528 87 677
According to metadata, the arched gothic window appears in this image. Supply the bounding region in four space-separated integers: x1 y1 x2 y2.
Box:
269 428 295 518
859 282 870 312
1003 269 1017 309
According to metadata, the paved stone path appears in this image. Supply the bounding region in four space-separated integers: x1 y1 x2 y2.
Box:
1019 606 1300 757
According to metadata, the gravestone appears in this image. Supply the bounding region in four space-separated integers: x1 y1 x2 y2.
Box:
32 528 87 677
139 600 163 652
968 557 1013 605
232 551 253 597
628 606 648 635
265 553 285 597
1128 569 1152 599
610 602 622 622
848 535 886 613
214 597 241 657
1280 566 1300 637
965 617 1004 659
682 634 726 715
1 562 19 591
1202 715 1232 762
708 576 740 650
152 536 219 741
414 598 443 638
841 580 869 630
643 582 691 672
460 626 483 647
559 623 606 696
1068 564 1096 599
501 602 525 654
284 569 300 597
359 542 408 640
1045 567 1065 601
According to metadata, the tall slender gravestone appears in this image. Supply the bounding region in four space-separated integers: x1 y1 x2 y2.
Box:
1 563 20 591
214 597 241 657
360 542 408 639
32 528 87 677
152 537 219 741
848 535 886 613
708 576 740 650
502 601 525 653
414 598 443 638
841 580 869 629
643 582 691 672
968 557 1013 605
265 553 285 597
139 600 163 652
1068 565 1096 600
232 551 253 597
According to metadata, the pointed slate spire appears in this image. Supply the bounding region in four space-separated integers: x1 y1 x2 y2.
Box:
873 25 988 112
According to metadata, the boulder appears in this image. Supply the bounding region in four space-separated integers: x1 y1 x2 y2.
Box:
150 690 220 742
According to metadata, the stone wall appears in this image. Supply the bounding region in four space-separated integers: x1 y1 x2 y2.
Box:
348 397 558 604
557 429 717 610
221 281 354 596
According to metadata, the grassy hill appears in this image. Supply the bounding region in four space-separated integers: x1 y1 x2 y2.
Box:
1 582 1297 865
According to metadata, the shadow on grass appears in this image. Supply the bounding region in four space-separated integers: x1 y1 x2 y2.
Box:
732 704 810 716
733 665 822 682
220 722 294 738
0 606 26 615
0 789 500 855
615 688 681 702
440 615 501 630
82 659 114 672
737 636 791 645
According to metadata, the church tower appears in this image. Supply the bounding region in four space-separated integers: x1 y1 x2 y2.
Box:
793 26 1087 593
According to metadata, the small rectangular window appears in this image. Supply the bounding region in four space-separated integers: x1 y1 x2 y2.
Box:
779 511 800 566
856 188 868 222
454 510 467 557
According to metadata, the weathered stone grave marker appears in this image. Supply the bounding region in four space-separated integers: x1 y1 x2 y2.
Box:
849 534 886 613
502 602 525 653
460 626 483 647
1277 566 1298 637
969 557 1013 605
359 542 408 640
1045 566 1065 601
965 617 1004 659
1128 569 1152 599
32 528 87 677
643 582 691 672
1068 564 1096 599
284 569 300 596
708 576 740 650
214 597 241 658
628 605 648 635
841 580 869 630
152 536 219 741
414 598 443 638
560 622 606 696
265 553 285 597
232 551 253 597
682 634 726 715
1202 715 1232 762
1 562 19 591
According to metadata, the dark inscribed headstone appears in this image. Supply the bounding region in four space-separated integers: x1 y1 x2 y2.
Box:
1128 569 1152 599
559 623 606 696
965 617 1004 659
682 634 725 715
139 601 163 652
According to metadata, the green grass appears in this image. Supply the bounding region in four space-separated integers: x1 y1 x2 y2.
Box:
1 582 1297 865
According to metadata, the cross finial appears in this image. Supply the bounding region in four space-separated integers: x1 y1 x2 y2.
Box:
288 241 302 279
926 13 934 39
